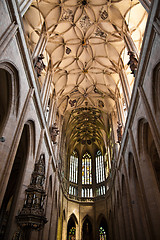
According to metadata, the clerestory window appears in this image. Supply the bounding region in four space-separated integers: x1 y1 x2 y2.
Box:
96 150 105 183
69 151 78 184
82 152 92 184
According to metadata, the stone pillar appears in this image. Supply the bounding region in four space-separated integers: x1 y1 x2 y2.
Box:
119 71 129 110
32 30 48 60
92 152 96 197
41 66 50 103
19 0 33 16
78 153 82 198
42 72 52 111
48 94 56 127
139 0 151 12
120 70 131 104
124 31 138 58
115 100 123 125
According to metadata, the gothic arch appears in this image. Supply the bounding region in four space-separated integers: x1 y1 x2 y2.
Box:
152 62 160 112
82 215 93 240
67 214 78 240
137 118 148 155
121 174 132 240
26 120 36 157
97 214 109 240
68 213 78 225
0 122 31 239
0 62 19 136
128 152 148 238
138 118 160 188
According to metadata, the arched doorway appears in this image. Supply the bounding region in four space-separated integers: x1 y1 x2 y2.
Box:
0 123 30 239
67 214 77 240
82 217 93 240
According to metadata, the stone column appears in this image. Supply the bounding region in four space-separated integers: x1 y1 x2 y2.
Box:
115 100 123 125
48 94 56 127
139 0 151 12
41 66 50 103
119 70 131 105
124 31 138 58
42 71 52 111
32 30 48 60
119 71 129 110
19 0 33 16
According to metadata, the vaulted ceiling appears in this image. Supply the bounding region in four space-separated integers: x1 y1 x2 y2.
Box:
24 0 147 150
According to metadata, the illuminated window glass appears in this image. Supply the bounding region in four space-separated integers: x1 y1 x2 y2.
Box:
81 188 93 198
82 152 92 184
99 226 106 240
69 185 78 196
69 227 76 240
96 150 105 183
96 185 106 196
69 151 78 184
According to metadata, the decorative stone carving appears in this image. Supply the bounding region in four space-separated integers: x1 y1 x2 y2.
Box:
79 13 92 32
49 123 59 144
34 54 46 77
66 47 72 54
117 121 122 144
95 27 107 39
16 154 47 231
127 51 138 77
98 100 104 108
60 9 74 22
99 7 108 20
69 99 76 107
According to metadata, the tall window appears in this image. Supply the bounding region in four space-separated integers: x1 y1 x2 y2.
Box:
99 226 106 240
69 151 78 183
82 152 92 184
96 150 105 183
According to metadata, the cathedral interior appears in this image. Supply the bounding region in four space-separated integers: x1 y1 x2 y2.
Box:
0 0 160 239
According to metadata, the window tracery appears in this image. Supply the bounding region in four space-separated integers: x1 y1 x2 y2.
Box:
99 226 107 240
69 151 78 184
96 150 105 184
82 152 92 185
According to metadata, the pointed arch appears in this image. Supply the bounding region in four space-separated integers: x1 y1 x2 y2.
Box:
97 214 109 240
138 118 160 188
128 152 148 238
0 62 19 136
68 213 78 225
0 122 31 238
152 61 160 113
82 215 93 240
67 213 78 240
121 174 132 239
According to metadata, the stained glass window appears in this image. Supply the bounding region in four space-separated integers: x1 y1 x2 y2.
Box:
96 150 105 183
68 227 76 240
99 226 106 240
82 152 92 184
69 151 78 184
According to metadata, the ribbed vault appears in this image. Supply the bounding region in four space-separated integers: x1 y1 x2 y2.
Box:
23 0 147 152
24 0 147 115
